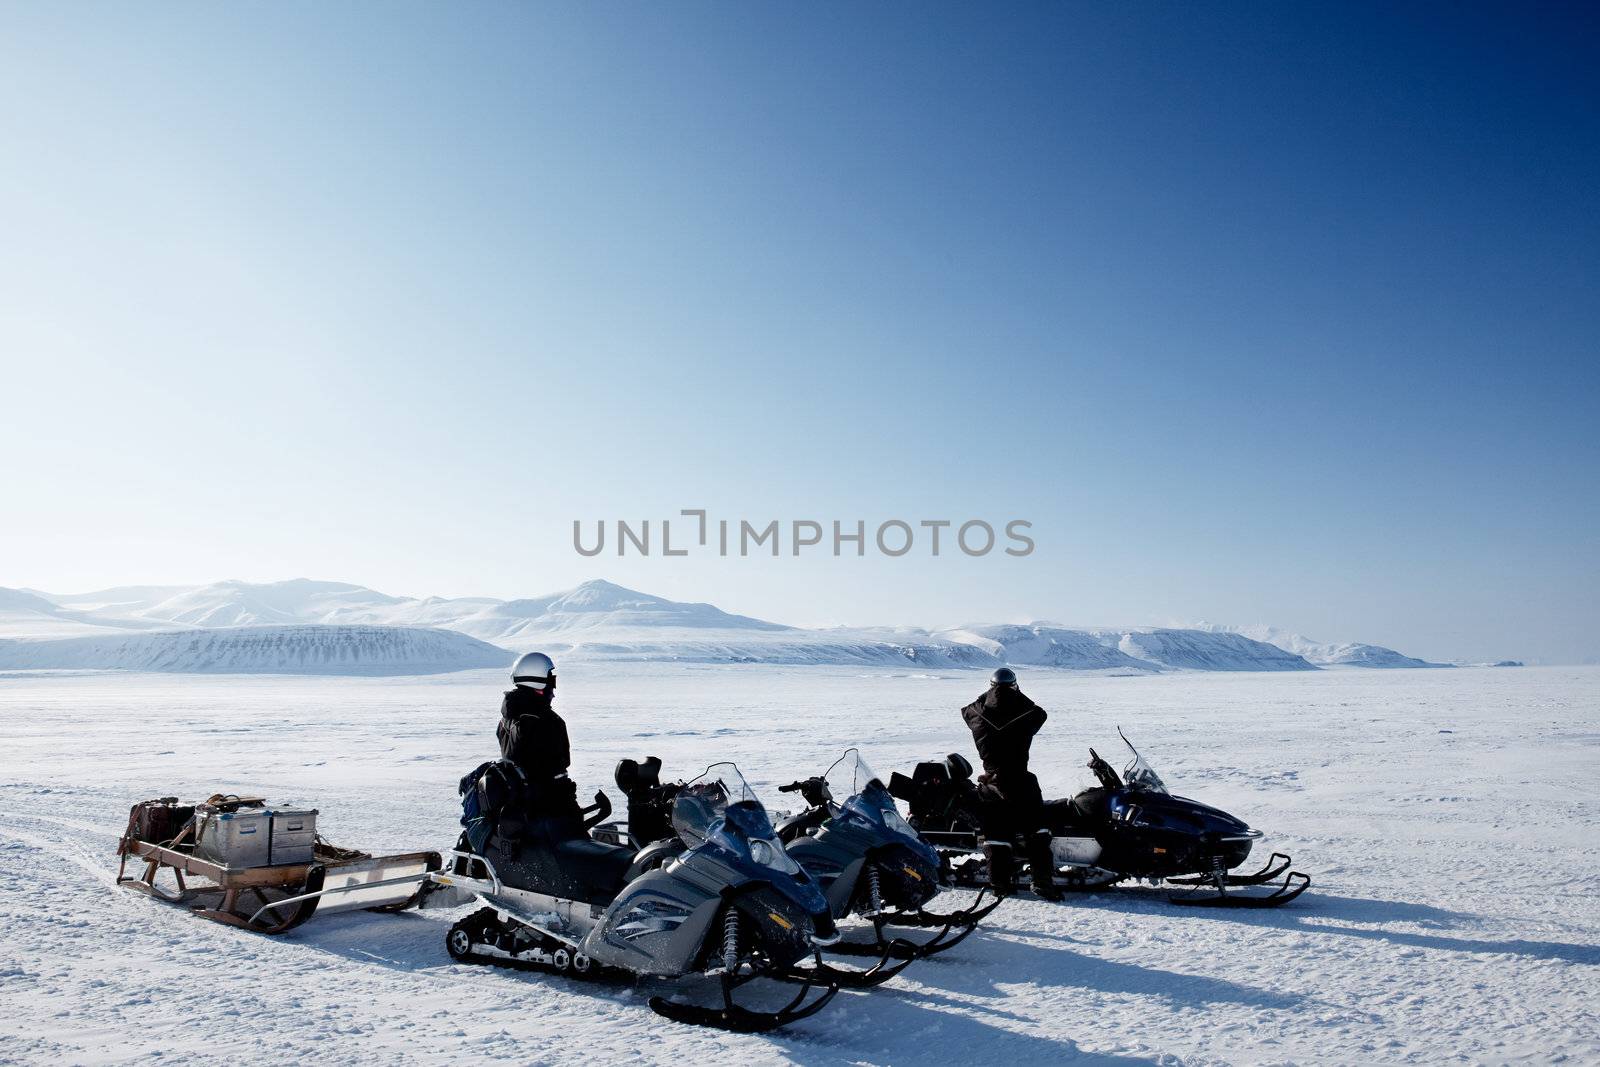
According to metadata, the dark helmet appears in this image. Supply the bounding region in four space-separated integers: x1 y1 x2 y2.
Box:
991 666 1017 687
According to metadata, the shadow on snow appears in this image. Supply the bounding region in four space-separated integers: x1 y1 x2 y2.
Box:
290 911 1160 1062
1033 886 1600 967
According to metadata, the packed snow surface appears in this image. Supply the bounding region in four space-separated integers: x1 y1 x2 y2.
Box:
1 664 1595 1064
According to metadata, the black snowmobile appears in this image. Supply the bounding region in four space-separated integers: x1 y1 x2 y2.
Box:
889 731 1310 908
596 753 968 988
771 749 1002 982
431 761 842 1032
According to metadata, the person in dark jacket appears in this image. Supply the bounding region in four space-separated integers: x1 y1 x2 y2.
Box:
961 666 1062 899
497 651 582 841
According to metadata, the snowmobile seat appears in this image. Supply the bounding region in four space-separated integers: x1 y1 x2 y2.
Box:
773 805 828 844
553 837 636 901
1045 788 1109 835
489 836 638 905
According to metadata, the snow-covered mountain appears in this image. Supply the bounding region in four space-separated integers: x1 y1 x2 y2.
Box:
514 626 1001 667
0 625 508 675
0 579 1453 674
438 580 789 649
1207 624 1448 669
933 624 1316 672
937 625 1159 672
41 584 193 615
0 587 168 639
134 579 409 628
1107 628 1313 671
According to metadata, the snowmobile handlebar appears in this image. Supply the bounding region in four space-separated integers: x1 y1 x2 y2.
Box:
1087 749 1123 791
580 789 612 831
779 776 831 809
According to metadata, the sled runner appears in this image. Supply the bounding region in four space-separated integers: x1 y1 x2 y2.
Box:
116 795 440 933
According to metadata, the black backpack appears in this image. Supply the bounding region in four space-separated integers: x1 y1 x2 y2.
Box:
459 759 529 852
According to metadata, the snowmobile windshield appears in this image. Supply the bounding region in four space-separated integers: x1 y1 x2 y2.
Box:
672 763 824 912
823 748 884 804
823 750 938 863
672 762 767 846
1119 732 1168 794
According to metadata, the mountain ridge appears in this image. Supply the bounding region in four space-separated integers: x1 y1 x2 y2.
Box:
0 624 508 675
0 577 1455 673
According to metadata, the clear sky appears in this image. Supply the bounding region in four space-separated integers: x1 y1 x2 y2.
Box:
1 4 1595 663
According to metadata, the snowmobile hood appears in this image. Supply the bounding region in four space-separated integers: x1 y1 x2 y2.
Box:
1108 789 1255 837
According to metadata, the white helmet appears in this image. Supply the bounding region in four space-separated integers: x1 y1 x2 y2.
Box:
510 651 555 690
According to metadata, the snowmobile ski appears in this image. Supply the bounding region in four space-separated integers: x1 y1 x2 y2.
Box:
1169 851 1293 887
786 939 916 988
874 886 1002 930
647 961 838 1033
1167 868 1311 908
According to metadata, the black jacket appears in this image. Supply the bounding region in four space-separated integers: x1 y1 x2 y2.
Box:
961 686 1047 780
496 686 571 783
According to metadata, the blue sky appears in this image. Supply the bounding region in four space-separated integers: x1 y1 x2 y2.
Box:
1 4 1595 662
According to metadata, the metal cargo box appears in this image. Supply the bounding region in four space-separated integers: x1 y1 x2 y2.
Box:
193 803 272 868
267 808 318 865
193 802 319 869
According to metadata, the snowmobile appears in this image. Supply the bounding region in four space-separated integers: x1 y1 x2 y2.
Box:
771 748 1002 981
430 761 842 1032
889 731 1310 908
595 754 953 988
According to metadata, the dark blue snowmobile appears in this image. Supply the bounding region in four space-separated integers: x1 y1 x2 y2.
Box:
890 730 1310 907
773 749 1001 980
598 752 985 988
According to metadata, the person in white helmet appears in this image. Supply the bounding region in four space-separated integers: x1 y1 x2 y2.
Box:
497 652 581 838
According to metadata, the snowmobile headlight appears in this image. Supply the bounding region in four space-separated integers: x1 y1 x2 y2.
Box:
748 836 804 877
708 820 805 878
879 801 919 843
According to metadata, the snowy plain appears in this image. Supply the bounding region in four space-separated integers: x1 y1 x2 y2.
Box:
1 663 1596 1065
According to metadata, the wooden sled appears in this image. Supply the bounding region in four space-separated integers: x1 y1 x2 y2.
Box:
117 836 441 934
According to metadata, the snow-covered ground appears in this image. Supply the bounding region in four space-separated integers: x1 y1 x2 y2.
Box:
1 664 1596 1065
